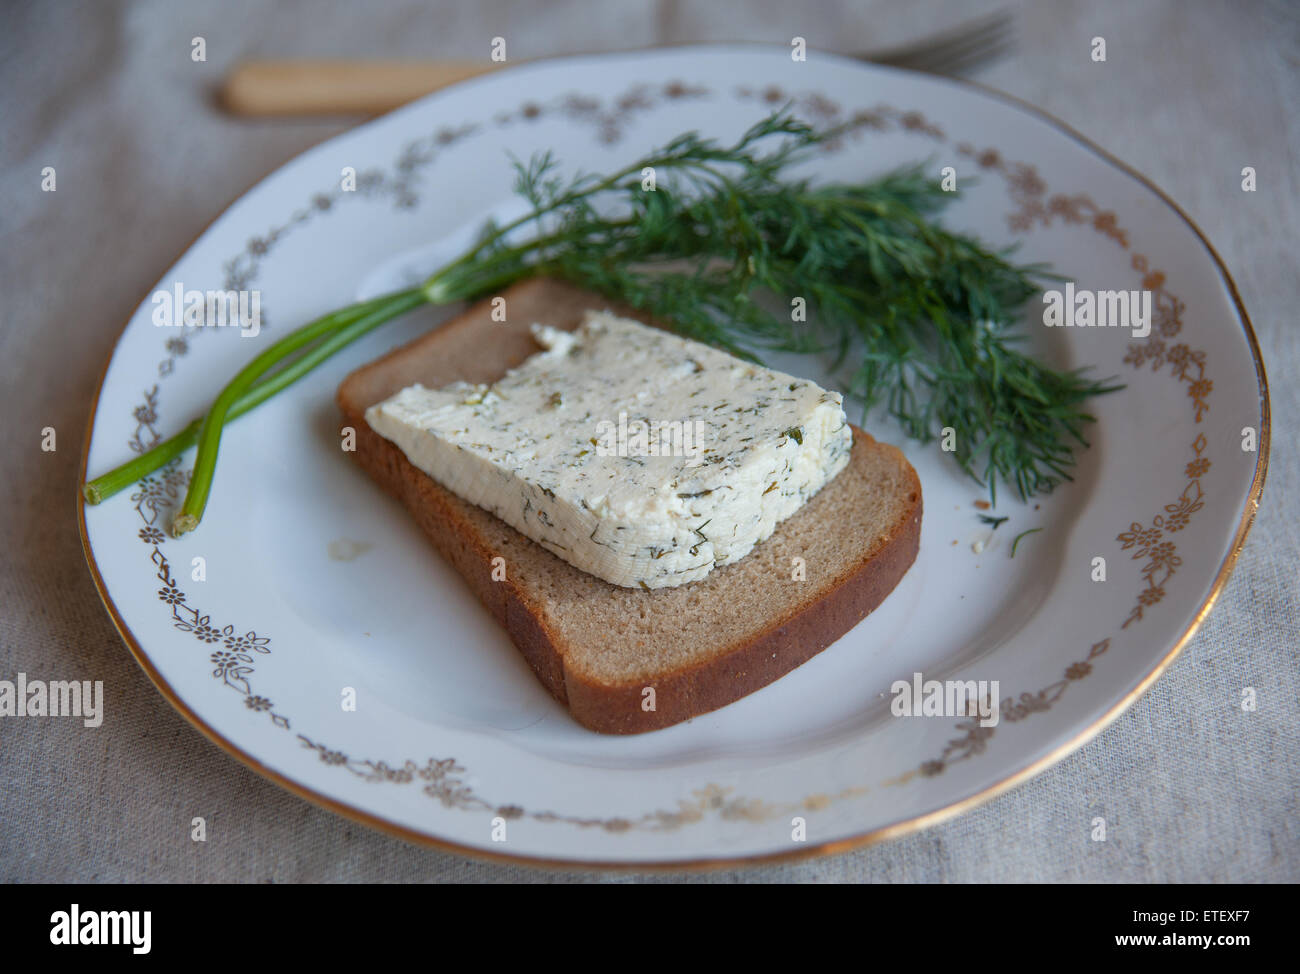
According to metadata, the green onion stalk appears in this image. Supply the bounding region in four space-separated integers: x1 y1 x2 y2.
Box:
81 126 781 535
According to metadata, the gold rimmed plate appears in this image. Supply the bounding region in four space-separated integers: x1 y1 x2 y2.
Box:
80 45 1267 867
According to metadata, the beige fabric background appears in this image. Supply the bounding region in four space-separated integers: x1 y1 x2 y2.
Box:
1 0 1296 883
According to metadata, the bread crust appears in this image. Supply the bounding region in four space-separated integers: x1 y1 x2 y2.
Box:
338 279 921 734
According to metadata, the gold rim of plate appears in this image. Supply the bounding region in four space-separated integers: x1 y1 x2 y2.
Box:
75 53 1270 873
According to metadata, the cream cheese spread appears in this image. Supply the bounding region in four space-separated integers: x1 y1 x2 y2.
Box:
364 310 852 588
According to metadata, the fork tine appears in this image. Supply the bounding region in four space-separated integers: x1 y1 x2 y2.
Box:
944 35 1016 74
893 26 1017 75
877 31 1014 76
872 12 1012 70
878 8 1014 59
864 9 1015 74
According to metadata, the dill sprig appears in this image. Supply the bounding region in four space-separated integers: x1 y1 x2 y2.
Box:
440 112 1120 502
1010 527 1043 557
84 111 1118 532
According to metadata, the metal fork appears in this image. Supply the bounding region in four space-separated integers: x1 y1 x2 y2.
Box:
864 9 1016 76
220 11 1016 117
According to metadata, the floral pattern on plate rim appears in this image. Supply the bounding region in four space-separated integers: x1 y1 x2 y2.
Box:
115 81 1210 829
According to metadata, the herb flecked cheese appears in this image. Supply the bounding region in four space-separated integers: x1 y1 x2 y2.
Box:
365 310 852 589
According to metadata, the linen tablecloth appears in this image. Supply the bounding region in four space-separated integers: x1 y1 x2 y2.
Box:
1 0 1295 882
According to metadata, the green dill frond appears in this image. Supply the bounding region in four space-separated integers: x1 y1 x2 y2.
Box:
423 109 1120 501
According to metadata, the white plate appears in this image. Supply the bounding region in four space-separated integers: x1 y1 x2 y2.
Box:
79 46 1268 867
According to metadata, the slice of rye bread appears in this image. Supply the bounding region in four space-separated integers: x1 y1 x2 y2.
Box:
337 277 922 734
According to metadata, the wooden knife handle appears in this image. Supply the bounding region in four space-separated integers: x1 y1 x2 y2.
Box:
220 59 499 116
